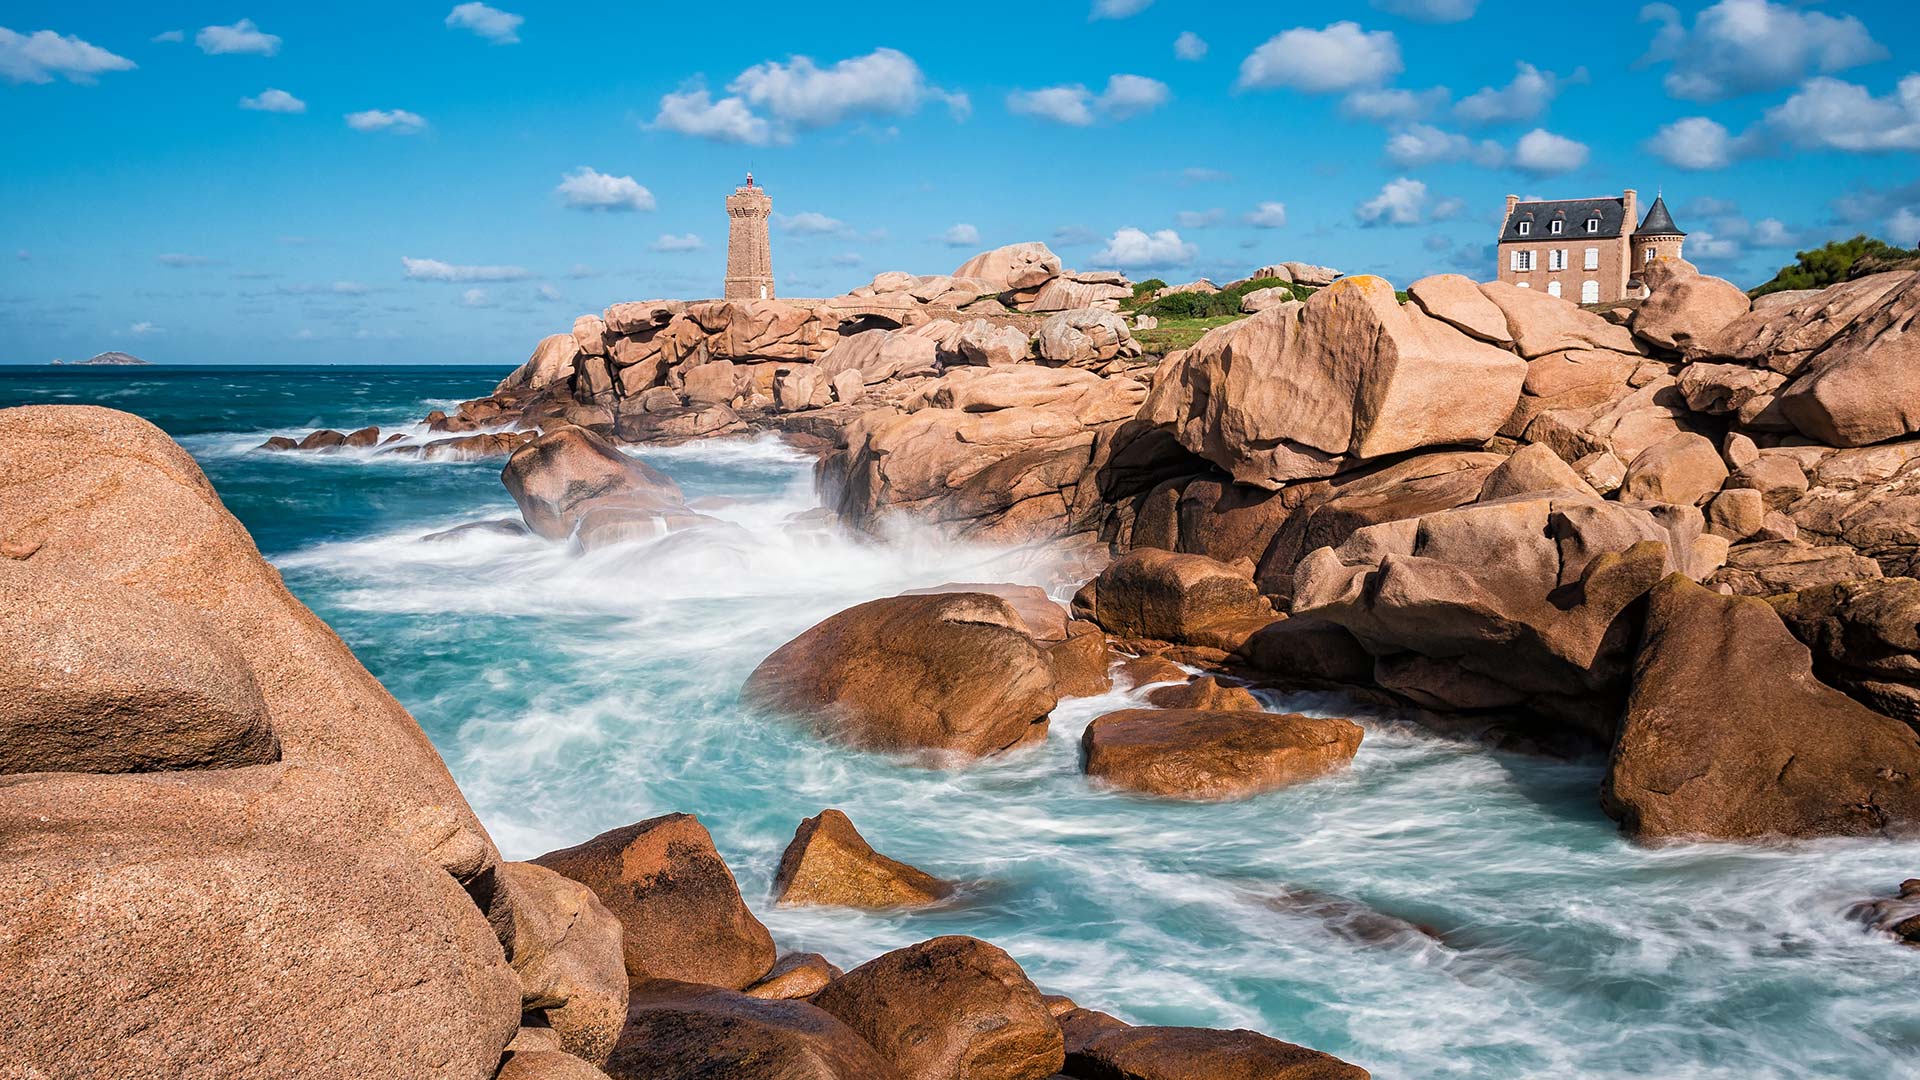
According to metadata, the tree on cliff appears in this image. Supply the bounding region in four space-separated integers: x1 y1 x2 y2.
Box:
1750 235 1920 298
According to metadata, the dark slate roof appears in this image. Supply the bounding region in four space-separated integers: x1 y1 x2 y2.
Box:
1634 195 1686 238
1500 197 1626 243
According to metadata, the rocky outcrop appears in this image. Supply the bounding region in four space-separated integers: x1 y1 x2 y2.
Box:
1848 880 1920 947
533 813 776 990
1630 266 1751 353
486 861 630 1066
501 426 693 544
1774 273 1920 447
610 980 900 1080
1066 1024 1370 1079
1072 549 1276 652
1602 575 1920 840
1771 577 1920 728
811 936 1065 1080
952 242 1064 295
743 592 1059 762
772 809 952 909
1080 708 1363 800
499 332 583 394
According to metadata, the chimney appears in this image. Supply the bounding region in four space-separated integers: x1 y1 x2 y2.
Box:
1623 188 1638 233
1502 194 1519 241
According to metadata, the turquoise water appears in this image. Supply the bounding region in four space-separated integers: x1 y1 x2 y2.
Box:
5 365 1918 1080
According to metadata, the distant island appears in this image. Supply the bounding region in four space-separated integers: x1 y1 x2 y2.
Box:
51 352 150 366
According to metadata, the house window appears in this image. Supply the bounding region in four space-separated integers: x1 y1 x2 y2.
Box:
1581 280 1600 303
1517 282 1531 289
1518 221 1531 236
1586 218 1600 233
1548 281 1562 298
1549 249 1567 271
1510 250 1535 272
1584 247 1600 270
1644 247 1655 264
1550 220 1563 235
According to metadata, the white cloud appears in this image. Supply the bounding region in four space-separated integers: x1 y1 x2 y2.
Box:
1174 31 1208 61
461 288 491 308
1238 22 1401 93
1644 116 1748 169
152 30 184 43
1007 73 1169 125
240 88 305 113
401 257 531 282
651 87 773 145
1385 123 1506 167
1356 177 1431 226
942 223 981 247
1094 227 1197 269
0 28 135 84
777 211 847 235
196 19 280 56
129 321 160 335
1370 0 1478 23
1455 62 1582 125
445 3 523 44
1640 0 1885 102
346 109 427 134
732 47 957 128
1511 128 1589 174
1890 208 1920 248
1247 202 1289 228
1092 0 1153 17
1342 86 1448 122
650 233 704 253
1764 75 1920 153
155 253 208 267
1750 218 1800 247
555 166 655 211
536 284 562 301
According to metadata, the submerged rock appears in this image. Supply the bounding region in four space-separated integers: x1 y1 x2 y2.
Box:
1847 879 1920 947
772 809 953 909
1081 708 1363 800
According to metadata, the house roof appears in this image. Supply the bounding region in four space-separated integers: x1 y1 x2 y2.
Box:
1500 197 1627 243
1634 195 1686 238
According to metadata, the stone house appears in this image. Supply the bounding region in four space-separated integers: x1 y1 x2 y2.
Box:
1495 189 1686 305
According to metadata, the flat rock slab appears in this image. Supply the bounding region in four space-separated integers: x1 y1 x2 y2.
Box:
1069 1024 1371 1079
1081 709 1362 800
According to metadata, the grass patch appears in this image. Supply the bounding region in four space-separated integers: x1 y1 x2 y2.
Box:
1133 314 1247 354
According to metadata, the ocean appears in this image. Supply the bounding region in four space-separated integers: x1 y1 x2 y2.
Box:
4 364 1916 1080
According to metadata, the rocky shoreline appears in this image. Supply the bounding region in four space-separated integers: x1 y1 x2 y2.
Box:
7 241 1919 1078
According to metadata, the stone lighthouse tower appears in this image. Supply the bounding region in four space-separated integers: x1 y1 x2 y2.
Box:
724 173 774 300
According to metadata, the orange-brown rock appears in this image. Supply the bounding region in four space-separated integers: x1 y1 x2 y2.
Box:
497 1049 614 1080
743 592 1058 762
744 952 844 1000
1775 272 1920 447
608 980 900 1080
904 581 1069 642
1771 577 1920 727
1081 709 1362 800
533 813 776 990
1047 623 1118 697
1066 1024 1371 1080
1848 879 1920 947
1602 575 1920 840
501 426 686 541
485 861 630 1066
1144 675 1263 712
1073 549 1275 651
811 936 1065 1080
498 332 583 394
1631 267 1750 353
772 809 953 909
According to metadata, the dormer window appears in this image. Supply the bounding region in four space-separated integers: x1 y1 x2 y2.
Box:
1586 218 1600 233
1517 221 1531 236
1550 219 1563 235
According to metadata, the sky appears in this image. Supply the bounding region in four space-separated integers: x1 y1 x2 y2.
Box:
2 0 1917 364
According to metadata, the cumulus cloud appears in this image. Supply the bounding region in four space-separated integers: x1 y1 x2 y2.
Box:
651 233 703 252
196 19 280 56
1640 0 1885 102
445 3 522 44
1007 73 1170 125
240 88 305 113
346 109 427 133
1238 22 1401 93
650 87 772 144
1385 123 1506 167
1247 202 1289 228
776 211 848 235
1342 86 1448 122
401 257 530 282
1644 115 1752 169
1370 0 1478 23
1455 62 1583 125
652 48 963 144
1765 75 1920 153
0 28 135 84
1094 227 1198 269
554 166 655 211
1356 178 1428 226
1091 0 1153 18
942 223 981 247
461 288 491 307
152 30 184 43
1174 31 1208 61
1511 128 1589 174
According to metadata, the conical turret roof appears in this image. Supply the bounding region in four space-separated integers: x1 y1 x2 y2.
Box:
1634 195 1685 238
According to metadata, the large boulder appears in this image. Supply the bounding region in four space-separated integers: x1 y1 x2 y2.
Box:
1602 575 1920 839
609 980 900 1080
817 329 940 386
742 592 1059 762
501 426 688 541
1081 708 1363 800
1142 276 1525 488
1028 276 1131 312
1239 287 1299 315
811 936 1064 1080
956 319 1034 366
1618 432 1729 507
1036 308 1139 368
1408 274 1512 345
486 861 629 1066
1774 273 1920 447
1771 577 1920 728
772 809 952 909
953 242 1064 294
498 333 582 394
1783 440 1920 578
1283 261 1342 287
1478 280 1637 358
532 813 776 990
1067 1025 1370 1080
1631 268 1751 353
1688 272 1914 374
1072 549 1276 651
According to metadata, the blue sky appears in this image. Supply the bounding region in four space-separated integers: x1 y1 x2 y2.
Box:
2 0 1917 364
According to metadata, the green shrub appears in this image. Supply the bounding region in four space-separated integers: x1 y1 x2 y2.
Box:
1750 235 1920 297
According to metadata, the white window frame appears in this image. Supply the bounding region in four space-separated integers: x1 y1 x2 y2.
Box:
1547 281 1562 298
1549 249 1568 271
1581 280 1600 303
1550 220 1563 235
1645 247 1655 264
1517 221 1531 236
1584 247 1600 270
1510 249 1535 272
1517 282 1531 289
1586 218 1600 233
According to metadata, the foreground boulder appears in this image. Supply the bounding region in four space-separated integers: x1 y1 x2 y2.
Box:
1067 1024 1370 1079
1082 708 1362 800
501 426 688 541
743 592 1059 762
772 809 953 909
609 980 899 1080
1602 576 1920 840
533 813 776 989
811 936 1065 1080
1073 549 1276 651
486 861 630 1065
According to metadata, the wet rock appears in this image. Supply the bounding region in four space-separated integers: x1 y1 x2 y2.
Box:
421 518 531 543
501 426 687 540
1047 624 1118 697
903 582 1069 642
1263 886 1443 950
1847 879 1920 947
609 980 900 1080
1602 575 1920 840
743 592 1059 762
1116 653 1191 688
532 813 776 990
744 952 844 1000
1230 616 1378 689
1059 1007 1131 1055
1771 577 1920 728
772 809 953 909
811 936 1065 1080
1081 708 1362 800
259 434 298 451
298 428 348 450
1066 1025 1370 1080
1144 675 1263 712
485 861 629 1066
1073 550 1276 651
